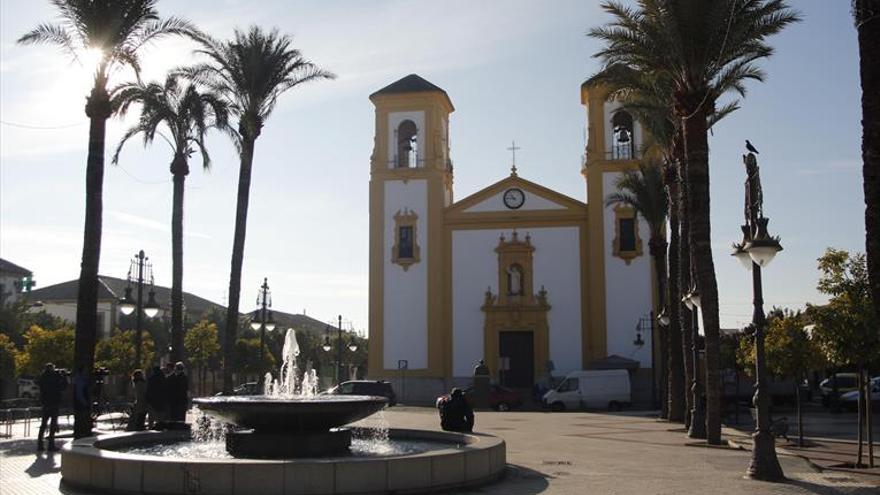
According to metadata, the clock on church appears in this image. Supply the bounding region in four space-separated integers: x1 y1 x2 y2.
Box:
503 188 525 209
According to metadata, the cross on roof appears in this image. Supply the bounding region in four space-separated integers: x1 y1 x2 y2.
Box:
507 140 521 175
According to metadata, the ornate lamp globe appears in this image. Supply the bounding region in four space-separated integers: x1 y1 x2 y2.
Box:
689 288 701 309
682 290 694 310
143 289 161 318
265 311 276 332
732 225 754 270
348 337 358 352
118 286 136 315
322 333 332 353
658 309 671 327
250 310 262 330
744 217 783 268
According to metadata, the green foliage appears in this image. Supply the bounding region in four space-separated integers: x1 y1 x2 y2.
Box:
15 325 74 376
0 333 18 379
0 301 69 347
737 310 824 379
605 161 668 240
184 320 220 371
232 338 275 377
808 249 880 368
94 329 155 374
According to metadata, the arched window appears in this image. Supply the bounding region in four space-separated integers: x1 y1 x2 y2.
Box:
396 120 418 168
611 111 635 160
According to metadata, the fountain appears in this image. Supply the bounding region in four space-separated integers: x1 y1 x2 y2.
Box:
60 328 506 494
193 329 387 458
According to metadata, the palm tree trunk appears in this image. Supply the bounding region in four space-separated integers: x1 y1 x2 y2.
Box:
665 172 685 422
678 160 694 430
223 137 257 393
682 108 723 445
651 237 670 420
857 1 880 349
73 86 112 439
170 156 188 363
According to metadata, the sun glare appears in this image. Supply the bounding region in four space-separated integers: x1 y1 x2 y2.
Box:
80 48 105 73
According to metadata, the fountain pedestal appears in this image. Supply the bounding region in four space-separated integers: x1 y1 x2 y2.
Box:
227 428 352 458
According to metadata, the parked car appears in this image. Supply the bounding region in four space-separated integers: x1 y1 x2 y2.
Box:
324 380 397 406
838 377 880 412
435 385 524 411
215 382 261 396
819 373 861 406
542 369 631 411
17 378 39 399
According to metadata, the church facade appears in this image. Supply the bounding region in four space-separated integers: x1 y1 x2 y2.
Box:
367 74 658 402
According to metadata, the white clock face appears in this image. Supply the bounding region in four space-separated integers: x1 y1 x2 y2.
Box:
503 188 525 209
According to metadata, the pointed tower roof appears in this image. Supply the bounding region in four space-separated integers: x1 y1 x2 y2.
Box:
370 74 454 110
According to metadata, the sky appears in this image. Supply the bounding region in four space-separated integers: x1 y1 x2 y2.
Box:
0 1 867 335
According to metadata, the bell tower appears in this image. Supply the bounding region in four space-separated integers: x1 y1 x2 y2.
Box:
368 75 454 387
580 81 657 372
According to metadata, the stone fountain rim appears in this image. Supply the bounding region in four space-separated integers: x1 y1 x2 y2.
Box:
80 428 496 463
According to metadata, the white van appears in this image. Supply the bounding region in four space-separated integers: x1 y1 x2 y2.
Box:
542 369 631 411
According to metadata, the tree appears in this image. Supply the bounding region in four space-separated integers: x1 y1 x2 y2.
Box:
605 161 677 418
15 325 75 377
17 0 193 438
0 300 68 347
94 329 155 375
180 26 334 392
184 320 220 395
854 0 880 361
233 338 275 382
738 310 823 446
0 334 18 399
589 0 800 444
112 75 228 363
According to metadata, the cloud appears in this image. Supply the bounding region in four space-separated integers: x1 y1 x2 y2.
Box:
109 211 212 239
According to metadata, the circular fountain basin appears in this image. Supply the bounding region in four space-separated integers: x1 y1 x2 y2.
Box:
61 428 506 494
192 395 388 432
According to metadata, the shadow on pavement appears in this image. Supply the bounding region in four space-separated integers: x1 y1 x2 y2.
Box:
25 451 62 477
784 477 879 495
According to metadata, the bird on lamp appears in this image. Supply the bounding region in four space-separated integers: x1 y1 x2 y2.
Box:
745 140 759 154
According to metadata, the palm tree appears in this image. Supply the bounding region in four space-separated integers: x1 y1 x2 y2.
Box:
590 0 799 444
605 162 671 411
854 1 880 344
179 27 334 392
17 0 193 438
112 75 228 365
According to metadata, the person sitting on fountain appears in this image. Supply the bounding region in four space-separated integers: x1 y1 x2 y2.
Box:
167 362 189 423
440 388 474 433
126 369 147 431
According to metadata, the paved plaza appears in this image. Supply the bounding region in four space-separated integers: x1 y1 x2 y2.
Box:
1 407 878 494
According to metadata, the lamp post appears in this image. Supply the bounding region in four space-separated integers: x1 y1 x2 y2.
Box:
118 250 161 367
732 151 784 481
250 278 276 383
683 283 706 439
323 315 358 386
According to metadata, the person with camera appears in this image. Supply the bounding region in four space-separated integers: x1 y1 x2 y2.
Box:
37 363 67 451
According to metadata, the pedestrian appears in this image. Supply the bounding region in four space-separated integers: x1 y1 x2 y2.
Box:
72 365 92 439
167 362 189 422
37 363 67 451
439 388 474 433
126 369 147 431
145 366 166 428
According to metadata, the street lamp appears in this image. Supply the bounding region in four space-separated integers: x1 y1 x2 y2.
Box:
733 151 785 481
118 250 161 366
323 315 358 385
252 278 275 383
683 281 706 439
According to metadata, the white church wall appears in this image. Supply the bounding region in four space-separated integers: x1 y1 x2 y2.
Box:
532 227 582 375
450 227 583 377
383 179 428 369
602 172 654 368
387 111 425 168
462 190 567 213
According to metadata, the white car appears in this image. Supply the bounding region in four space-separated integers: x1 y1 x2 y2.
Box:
839 377 880 411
